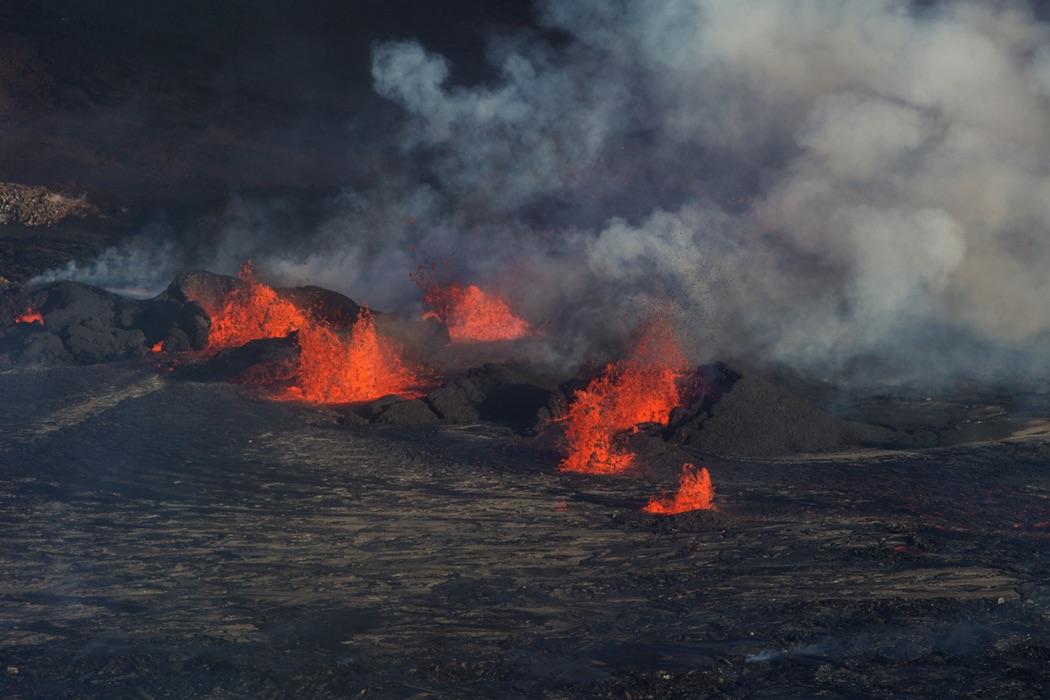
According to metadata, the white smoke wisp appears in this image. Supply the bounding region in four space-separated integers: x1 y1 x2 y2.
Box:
29 237 180 299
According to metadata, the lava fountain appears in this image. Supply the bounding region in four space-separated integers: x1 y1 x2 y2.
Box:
195 262 420 403
560 319 689 474
283 307 422 403
412 267 531 342
643 464 716 514
206 261 307 349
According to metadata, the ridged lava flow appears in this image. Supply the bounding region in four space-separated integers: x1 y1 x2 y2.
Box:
560 319 688 474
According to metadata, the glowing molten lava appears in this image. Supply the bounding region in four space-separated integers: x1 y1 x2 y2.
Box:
207 262 307 348
284 308 421 404
560 320 689 474
195 262 420 404
15 308 43 325
413 268 530 341
150 341 163 353
643 464 716 514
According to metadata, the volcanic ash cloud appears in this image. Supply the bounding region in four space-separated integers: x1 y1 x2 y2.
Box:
366 0 1050 385
41 0 1050 388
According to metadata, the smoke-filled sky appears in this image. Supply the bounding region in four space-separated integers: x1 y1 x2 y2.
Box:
26 0 1050 387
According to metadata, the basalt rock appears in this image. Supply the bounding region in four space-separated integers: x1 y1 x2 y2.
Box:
174 335 299 384
666 362 892 458
276 285 360 328
360 363 569 434
133 298 211 351
159 270 238 314
5 329 70 365
371 398 441 425
0 281 210 366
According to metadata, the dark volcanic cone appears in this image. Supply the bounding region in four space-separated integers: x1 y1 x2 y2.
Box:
666 362 892 458
160 270 238 314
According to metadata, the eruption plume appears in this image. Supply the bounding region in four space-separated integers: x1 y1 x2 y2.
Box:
560 319 688 474
643 464 716 515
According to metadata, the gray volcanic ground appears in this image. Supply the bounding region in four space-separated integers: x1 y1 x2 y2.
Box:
3 362 1050 698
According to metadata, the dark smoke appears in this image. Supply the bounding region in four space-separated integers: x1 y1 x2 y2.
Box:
36 0 1050 388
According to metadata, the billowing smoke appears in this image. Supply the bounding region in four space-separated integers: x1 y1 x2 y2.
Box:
37 0 1050 387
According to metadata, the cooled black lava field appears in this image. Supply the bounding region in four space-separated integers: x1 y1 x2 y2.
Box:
3 361 1050 698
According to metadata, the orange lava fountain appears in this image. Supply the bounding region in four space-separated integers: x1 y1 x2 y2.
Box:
15 308 43 325
643 463 716 514
207 262 307 348
282 307 421 404
198 262 420 404
412 268 530 342
560 319 689 474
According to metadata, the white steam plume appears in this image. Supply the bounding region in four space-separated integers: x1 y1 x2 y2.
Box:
365 0 1050 384
36 0 1050 386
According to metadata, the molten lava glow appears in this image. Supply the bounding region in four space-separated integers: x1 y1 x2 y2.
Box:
284 307 421 404
15 308 43 325
420 282 531 342
643 464 716 514
150 341 163 353
207 262 307 348
560 320 689 474
199 262 419 404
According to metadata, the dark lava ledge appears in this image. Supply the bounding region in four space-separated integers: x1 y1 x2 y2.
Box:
0 274 1019 459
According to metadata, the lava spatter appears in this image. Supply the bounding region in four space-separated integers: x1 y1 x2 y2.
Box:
643 464 716 514
206 261 307 349
412 267 531 342
560 319 689 474
15 307 43 325
284 307 422 404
